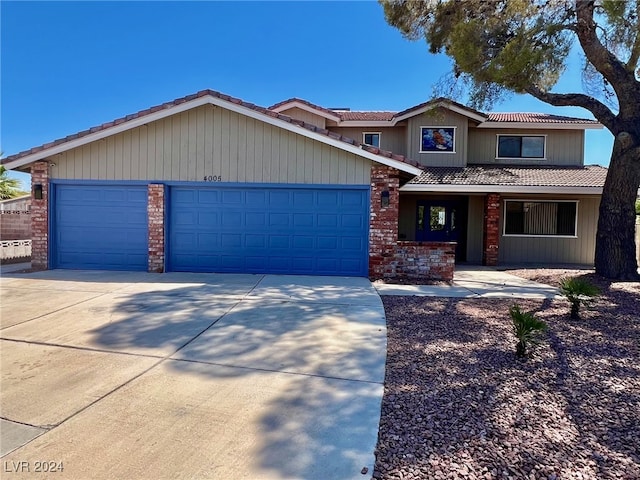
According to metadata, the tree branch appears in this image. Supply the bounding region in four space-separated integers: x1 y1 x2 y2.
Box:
575 1 637 94
525 86 617 132
627 2 640 75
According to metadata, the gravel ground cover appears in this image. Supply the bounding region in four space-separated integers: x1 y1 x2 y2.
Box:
374 269 639 480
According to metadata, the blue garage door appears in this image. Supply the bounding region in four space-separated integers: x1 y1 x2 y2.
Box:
169 185 369 276
53 184 148 270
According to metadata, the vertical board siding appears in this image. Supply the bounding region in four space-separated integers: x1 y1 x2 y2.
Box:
499 195 600 264
50 105 371 185
328 127 407 157
407 109 469 167
278 107 327 129
468 129 584 165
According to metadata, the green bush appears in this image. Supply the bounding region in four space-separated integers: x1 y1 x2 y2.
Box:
559 277 600 320
510 304 547 358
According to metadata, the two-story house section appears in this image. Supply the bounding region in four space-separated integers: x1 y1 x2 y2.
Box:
271 97 606 267
3 89 606 280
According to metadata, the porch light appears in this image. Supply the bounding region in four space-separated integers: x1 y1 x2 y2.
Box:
381 190 390 207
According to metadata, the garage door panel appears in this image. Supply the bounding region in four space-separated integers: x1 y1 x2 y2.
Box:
169 186 368 276
54 185 148 271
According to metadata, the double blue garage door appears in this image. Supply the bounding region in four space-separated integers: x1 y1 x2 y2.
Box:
53 184 369 276
169 186 369 276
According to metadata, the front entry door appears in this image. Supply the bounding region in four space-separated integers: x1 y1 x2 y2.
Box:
416 200 466 261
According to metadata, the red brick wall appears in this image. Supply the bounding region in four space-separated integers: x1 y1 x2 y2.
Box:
30 161 49 270
483 193 501 266
148 184 165 273
381 241 456 282
369 165 400 278
0 212 31 240
369 165 456 282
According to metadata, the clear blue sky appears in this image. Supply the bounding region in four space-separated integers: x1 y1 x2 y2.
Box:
1 1 614 189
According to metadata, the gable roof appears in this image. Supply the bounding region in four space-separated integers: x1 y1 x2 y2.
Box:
2 90 422 175
393 97 487 123
401 165 607 194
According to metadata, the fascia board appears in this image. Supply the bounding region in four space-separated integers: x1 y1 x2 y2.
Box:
477 121 603 130
400 184 603 195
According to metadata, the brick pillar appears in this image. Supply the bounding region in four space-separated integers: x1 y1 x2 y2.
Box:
483 193 501 266
369 165 400 279
30 161 50 270
148 184 165 273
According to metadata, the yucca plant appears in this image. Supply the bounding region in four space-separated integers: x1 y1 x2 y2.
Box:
559 277 600 320
510 304 547 358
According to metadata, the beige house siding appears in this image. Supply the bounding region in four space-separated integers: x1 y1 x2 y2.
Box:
276 107 327 129
499 194 600 265
468 129 584 166
51 105 372 185
328 127 407 156
407 109 469 167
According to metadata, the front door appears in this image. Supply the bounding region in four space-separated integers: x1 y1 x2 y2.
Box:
416 200 466 261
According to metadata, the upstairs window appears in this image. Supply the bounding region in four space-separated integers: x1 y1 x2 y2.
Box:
363 132 380 147
497 135 545 159
504 200 577 237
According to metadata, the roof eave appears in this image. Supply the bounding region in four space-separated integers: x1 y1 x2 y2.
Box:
477 121 603 130
400 184 604 194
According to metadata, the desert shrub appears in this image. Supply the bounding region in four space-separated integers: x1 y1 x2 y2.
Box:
510 304 547 358
559 277 600 320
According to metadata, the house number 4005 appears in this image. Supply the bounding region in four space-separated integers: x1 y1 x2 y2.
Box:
204 175 222 182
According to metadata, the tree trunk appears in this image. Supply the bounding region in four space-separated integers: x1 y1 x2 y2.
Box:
595 133 640 280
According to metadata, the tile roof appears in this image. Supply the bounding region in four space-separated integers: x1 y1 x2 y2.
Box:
338 111 396 121
2 89 422 170
270 96 599 126
487 113 600 124
407 165 608 187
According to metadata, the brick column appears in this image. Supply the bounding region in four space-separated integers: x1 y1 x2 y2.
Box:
30 161 50 270
369 165 400 279
483 193 501 266
148 184 165 273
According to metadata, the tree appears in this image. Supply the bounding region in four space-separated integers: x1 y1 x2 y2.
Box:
381 0 640 280
0 165 23 200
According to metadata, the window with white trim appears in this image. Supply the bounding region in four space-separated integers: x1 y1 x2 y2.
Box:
497 135 545 159
363 132 380 147
504 200 578 237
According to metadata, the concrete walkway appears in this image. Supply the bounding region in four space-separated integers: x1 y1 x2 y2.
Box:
374 265 561 299
0 271 386 480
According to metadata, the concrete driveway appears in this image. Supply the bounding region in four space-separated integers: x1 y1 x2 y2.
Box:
0 270 386 480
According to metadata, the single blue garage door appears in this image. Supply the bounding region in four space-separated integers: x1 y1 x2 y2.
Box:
53 184 148 270
169 185 369 276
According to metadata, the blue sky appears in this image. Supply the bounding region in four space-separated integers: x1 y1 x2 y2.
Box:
1 1 614 189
